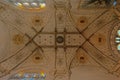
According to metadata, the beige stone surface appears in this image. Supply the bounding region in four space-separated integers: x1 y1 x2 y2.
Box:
0 0 120 80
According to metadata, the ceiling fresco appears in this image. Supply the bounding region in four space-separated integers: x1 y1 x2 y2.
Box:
0 0 120 80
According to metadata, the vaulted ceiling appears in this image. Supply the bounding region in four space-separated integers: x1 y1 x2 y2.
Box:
0 0 120 80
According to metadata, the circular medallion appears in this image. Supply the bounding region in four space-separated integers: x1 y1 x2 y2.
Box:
56 36 64 43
